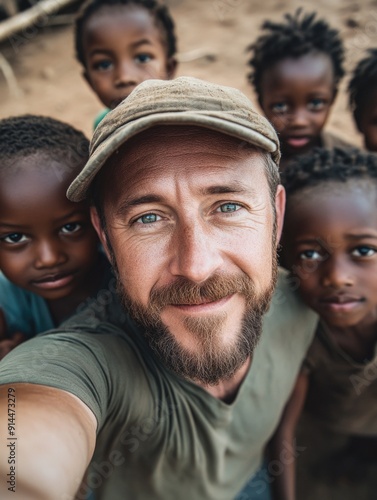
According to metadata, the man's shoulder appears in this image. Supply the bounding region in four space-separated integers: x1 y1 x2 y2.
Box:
262 268 318 346
58 286 131 334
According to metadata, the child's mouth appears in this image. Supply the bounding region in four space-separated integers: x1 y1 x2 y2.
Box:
286 136 311 149
32 272 76 290
319 295 365 313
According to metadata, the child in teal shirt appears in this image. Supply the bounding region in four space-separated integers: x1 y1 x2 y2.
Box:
0 115 112 358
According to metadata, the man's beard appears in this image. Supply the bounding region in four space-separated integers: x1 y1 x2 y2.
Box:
115 261 277 386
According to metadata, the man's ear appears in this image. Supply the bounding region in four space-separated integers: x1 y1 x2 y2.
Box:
90 206 112 262
274 184 286 246
166 57 178 79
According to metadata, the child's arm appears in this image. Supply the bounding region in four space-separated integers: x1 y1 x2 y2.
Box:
0 309 28 359
269 371 309 500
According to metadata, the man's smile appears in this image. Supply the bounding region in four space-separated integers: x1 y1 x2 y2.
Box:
167 294 235 314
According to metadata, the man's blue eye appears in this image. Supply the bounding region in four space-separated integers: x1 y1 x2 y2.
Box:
138 214 159 224
218 203 239 213
2 233 27 244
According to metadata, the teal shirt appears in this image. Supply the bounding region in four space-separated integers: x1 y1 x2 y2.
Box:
0 273 54 337
0 253 113 338
94 108 110 129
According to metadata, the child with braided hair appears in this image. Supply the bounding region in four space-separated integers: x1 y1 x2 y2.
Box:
247 10 353 171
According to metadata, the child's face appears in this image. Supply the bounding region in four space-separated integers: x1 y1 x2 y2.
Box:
259 53 335 158
82 5 176 109
283 181 377 329
356 88 377 152
0 154 99 302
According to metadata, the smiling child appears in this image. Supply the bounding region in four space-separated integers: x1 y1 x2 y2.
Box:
270 147 377 499
349 48 377 152
247 9 352 170
0 115 112 358
75 0 177 128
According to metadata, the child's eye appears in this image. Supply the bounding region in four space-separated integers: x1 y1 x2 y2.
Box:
1 233 28 244
135 53 153 63
61 223 82 234
93 60 113 71
216 203 242 213
271 102 288 114
351 246 377 258
298 249 324 261
307 98 326 111
135 213 161 224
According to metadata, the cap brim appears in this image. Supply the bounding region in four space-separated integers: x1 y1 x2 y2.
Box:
67 111 278 202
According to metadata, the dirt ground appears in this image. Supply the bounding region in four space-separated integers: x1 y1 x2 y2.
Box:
0 0 377 142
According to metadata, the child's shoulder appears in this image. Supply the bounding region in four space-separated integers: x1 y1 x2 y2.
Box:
94 108 111 130
263 268 318 349
0 273 53 337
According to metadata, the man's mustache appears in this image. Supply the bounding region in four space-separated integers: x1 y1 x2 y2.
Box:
149 273 256 310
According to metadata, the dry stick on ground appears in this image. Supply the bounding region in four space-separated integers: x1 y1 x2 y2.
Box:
0 51 22 97
0 0 78 97
0 0 78 43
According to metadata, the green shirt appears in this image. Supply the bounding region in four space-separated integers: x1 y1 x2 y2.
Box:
0 269 317 499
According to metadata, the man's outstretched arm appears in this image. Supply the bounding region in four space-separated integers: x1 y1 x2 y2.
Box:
0 383 97 500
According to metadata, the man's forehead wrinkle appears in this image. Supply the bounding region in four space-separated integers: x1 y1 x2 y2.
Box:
123 144 249 168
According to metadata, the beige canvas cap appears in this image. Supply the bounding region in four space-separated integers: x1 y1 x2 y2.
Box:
67 76 280 202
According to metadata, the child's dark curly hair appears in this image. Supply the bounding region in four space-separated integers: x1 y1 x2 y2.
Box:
0 115 89 170
348 49 377 126
282 147 377 197
247 9 345 102
75 0 177 68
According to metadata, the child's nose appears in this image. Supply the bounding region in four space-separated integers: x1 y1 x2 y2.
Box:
321 256 354 289
114 61 138 87
290 108 310 128
34 240 68 269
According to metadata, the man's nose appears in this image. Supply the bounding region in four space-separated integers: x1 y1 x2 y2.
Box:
321 255 354 288
34 240 67 269
169 222 224 283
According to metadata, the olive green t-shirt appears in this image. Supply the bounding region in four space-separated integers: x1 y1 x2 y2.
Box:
0 269 317 500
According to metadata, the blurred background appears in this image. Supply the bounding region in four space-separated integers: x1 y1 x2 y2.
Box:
0 0 375 139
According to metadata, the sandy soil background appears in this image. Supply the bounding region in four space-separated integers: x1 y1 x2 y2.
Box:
0 0 377 143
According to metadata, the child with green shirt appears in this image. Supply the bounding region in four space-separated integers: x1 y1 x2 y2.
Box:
247 9 352 171
75 0 178 128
